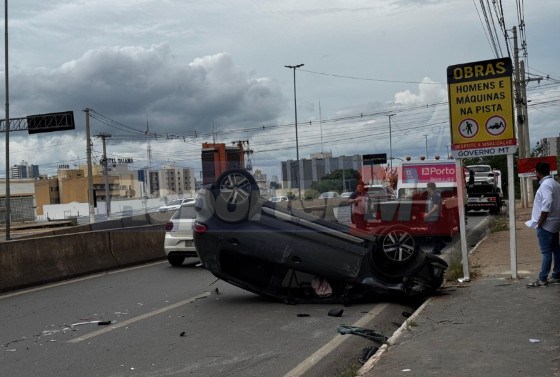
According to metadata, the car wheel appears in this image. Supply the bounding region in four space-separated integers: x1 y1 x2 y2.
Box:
168 255 185 267
214 169 260 223
376 227 418 264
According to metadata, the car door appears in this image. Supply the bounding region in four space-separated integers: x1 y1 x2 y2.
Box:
218 201 299 266
287 210 368 280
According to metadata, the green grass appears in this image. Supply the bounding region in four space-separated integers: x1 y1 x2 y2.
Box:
444 252 466 281
406 319 418 329
335 363 361 377
488 216 509 233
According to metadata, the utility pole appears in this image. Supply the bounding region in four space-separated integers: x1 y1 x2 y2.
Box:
513 27 527 208
521 61 535 205
387 114 396 168
423 135 428 159
4 0 10 240
96 133 112 220
83 108 95 223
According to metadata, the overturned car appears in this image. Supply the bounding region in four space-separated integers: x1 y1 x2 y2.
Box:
193 169 448 304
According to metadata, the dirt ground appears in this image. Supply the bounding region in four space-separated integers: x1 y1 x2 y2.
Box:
468 206 541 281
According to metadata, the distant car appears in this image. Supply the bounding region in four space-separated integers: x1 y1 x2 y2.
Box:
268 196 289 202
366 185 392 201
340 192 353 198
319 192 340 199
164 202 198 266
159 198 196 213
193 169 447 304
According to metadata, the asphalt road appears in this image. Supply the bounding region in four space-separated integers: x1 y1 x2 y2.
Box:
0 260 417 377
0 211 490 377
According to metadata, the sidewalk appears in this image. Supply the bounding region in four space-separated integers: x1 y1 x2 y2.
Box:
360 207 560 377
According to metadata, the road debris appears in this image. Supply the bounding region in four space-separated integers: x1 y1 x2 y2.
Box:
337 325 387 342
328 308 344 317
359 345 379 364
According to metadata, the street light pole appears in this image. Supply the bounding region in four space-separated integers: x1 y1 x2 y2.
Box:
423 135 428 159
387 114 396 168
285 64 304 198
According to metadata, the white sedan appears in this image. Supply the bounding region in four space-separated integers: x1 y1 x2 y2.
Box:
164 202 198 266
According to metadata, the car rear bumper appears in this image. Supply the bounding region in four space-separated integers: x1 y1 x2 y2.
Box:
164 237 198 257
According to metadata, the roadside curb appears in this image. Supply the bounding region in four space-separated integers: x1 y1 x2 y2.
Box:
356 298 432 376
357 217 491 375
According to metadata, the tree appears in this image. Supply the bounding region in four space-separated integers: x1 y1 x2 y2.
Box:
531 141 545 157
270 181 281 189
310 169 359 193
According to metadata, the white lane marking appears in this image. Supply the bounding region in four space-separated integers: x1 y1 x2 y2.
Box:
283 303 389 377
0 260 167 300
68 291 211 343
469 215 490 235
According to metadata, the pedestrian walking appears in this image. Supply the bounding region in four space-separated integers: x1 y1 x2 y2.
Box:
425 182 446 254
525 162 560 287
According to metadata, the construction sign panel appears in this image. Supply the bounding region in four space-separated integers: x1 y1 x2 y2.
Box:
517 156 558 178
447 58 517 158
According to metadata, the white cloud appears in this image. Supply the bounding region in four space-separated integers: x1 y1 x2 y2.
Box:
394 78 447 105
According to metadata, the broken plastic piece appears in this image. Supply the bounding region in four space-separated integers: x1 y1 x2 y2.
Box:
529 339 540 343
328 308 344 317
337 325 387 342
71 320 112 329
180 332 186 337
359 345 379 364
402 369 412 372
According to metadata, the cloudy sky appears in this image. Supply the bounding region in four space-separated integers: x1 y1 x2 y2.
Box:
1 0 559 180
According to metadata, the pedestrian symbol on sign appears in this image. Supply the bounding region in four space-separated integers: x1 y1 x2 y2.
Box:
458 118 478 139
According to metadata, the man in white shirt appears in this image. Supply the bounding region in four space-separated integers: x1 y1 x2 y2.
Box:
526 162 560 287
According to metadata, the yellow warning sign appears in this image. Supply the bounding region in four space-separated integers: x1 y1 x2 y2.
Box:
447 58 517 158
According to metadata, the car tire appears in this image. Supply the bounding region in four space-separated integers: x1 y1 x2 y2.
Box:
168 255 185 267
214 169 260 223
375 226 419 265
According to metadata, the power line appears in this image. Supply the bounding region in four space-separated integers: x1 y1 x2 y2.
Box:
298 69 444 85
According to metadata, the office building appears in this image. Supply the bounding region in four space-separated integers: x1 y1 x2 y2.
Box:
281 154 363 191
201 142 244 185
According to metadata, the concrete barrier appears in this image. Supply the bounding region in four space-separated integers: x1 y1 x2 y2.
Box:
0 223 167 293
52 224 91 235
0 232 118 292
121 213 150 228
109 224 165 266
